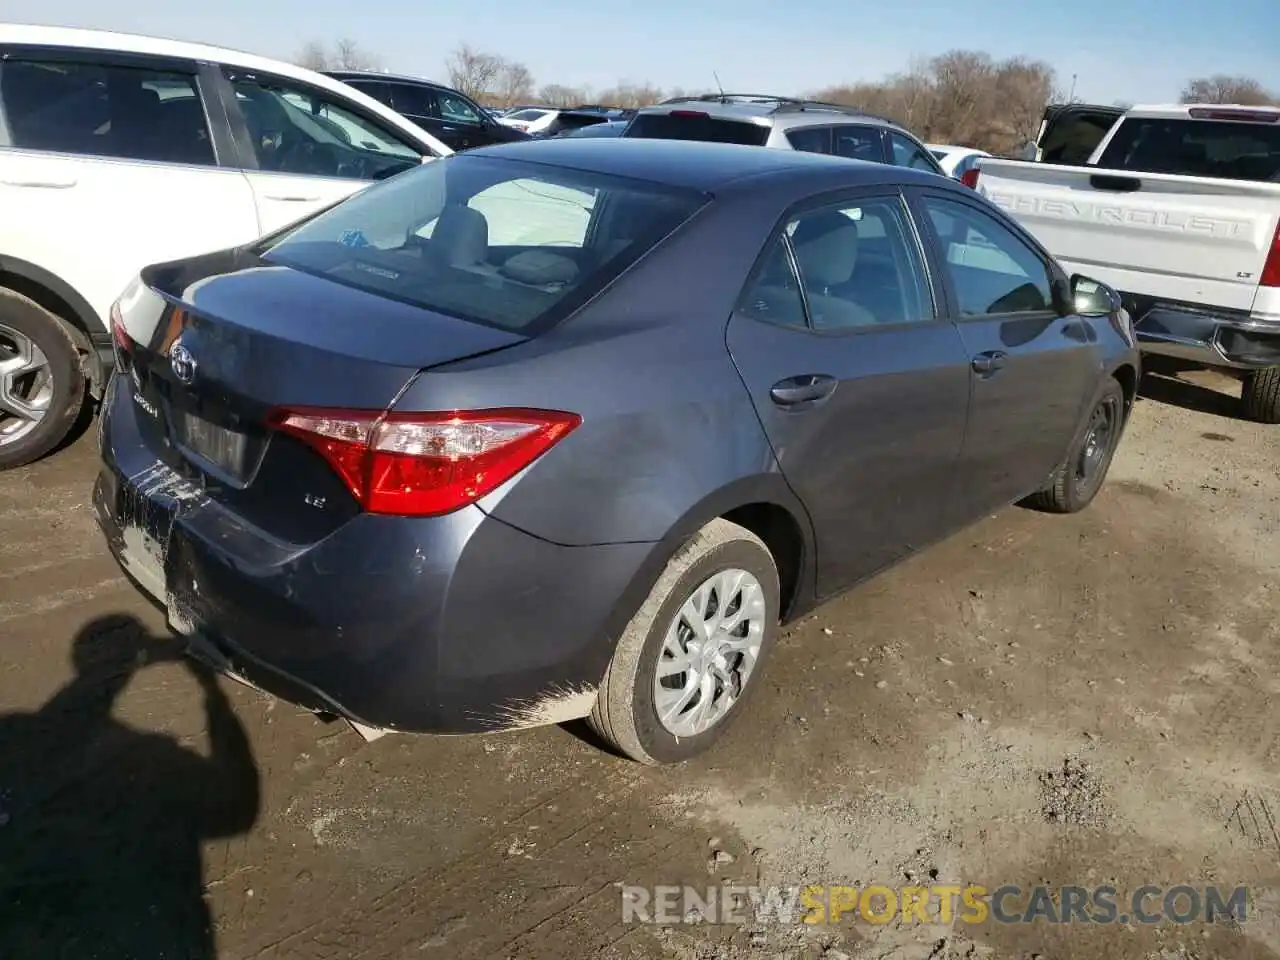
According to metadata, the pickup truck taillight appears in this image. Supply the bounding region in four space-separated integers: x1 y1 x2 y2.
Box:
960 168 981 189
1262 222 1280 288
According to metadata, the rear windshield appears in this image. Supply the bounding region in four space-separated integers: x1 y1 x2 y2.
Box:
1097 117 1280 181
624 112 770 146
261 155 708 334
507 109 549 122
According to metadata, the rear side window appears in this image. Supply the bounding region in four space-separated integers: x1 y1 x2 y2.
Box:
0 59 215 166
389 83 437 117
834 125 884 162
624 112 770 146
786 127 830 153
261 154 709 334
1097 117 1280 181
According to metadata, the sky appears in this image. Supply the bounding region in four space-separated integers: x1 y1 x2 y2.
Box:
5 0 1278 106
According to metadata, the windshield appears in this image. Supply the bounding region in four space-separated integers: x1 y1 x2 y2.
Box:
1097 117 1280 181
624 113 770 146
261 155 709 334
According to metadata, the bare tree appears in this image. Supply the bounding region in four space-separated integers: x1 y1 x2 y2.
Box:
296 40 330 72
493 61 536 109
446 44 506 100
596 81 666 109
334 37 382 71
538 84 587 107
1180 75 1276 106
295 38 381 73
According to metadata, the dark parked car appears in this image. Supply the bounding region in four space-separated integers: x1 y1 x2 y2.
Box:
95 139 1139 764
324 70 528 151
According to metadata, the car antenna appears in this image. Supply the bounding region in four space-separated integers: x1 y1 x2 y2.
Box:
713 71 726 103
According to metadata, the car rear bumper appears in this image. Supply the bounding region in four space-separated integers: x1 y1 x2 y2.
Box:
92 375 654 734
1128 297 1280 370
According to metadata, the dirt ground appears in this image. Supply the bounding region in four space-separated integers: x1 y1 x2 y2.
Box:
1 368 1278 960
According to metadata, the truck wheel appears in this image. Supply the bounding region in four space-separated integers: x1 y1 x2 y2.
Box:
589 518 780 765
1241 368 1280 424
0 289 88 471
1027 378 1126 514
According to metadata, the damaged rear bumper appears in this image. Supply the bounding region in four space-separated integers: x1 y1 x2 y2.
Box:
92 376 653 734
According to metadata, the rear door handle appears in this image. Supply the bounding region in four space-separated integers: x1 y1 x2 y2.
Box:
769 374 838 408
971 350 1008 375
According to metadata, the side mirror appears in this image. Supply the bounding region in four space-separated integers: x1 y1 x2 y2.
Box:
1070 274 1121 317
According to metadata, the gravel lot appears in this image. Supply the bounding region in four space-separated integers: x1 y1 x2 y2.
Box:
1 368 1278 960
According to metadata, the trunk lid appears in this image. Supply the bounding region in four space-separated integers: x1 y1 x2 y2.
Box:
114 249 527 540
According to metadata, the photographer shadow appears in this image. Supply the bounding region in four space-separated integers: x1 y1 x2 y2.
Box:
0 613 260 959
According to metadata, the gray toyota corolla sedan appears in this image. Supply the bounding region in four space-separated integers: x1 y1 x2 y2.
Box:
95 138 1140 764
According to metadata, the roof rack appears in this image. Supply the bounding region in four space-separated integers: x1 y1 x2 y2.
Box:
658 93 892 122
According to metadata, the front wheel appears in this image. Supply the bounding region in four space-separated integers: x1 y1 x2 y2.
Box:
1241 367 1280 424
1027 378 1126 514
589 518 780 765
0 289 88 471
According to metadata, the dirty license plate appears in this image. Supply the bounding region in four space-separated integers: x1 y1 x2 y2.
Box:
178 412 247 478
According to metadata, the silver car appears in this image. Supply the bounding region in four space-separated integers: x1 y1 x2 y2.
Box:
621 94 947 177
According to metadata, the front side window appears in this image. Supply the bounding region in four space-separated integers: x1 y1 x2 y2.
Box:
261 154 708 334
438 92 481 124
921 196 1055 316
228 73 425 180
0 59 214 166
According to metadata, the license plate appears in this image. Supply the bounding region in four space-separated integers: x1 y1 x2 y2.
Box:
178 412 247 478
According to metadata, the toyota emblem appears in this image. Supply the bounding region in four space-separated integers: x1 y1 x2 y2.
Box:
170 340 197 384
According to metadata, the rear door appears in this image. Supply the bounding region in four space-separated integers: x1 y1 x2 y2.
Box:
725 190 971 598
216 67 429 234
0 48 259 327
910 188 1102 522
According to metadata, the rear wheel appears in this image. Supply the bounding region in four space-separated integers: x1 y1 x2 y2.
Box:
589 518 780 765
1241 367 1280 424
0 289 88 471
1027 379 1125 514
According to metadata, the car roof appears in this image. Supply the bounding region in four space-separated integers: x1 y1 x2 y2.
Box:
466 136 944 193
325 69 450 90
637 95 897 128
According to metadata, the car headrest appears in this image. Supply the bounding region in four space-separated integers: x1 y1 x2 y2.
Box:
431 205 488 267
791 213 859 289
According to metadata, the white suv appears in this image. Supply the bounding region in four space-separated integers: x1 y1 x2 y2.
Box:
0 24 452 468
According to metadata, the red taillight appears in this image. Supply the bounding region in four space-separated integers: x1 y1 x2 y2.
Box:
1262 221 1280 288
960 168 981 189
110 300 130 350
268 407 581 517
669 110 710 118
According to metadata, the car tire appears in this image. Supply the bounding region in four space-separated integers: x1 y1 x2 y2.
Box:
1027 378 1126 514
1241 367 1280 424
0 288 88 471
589 518 780 765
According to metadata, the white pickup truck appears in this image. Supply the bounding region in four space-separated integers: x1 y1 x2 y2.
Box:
972 104 1280 422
